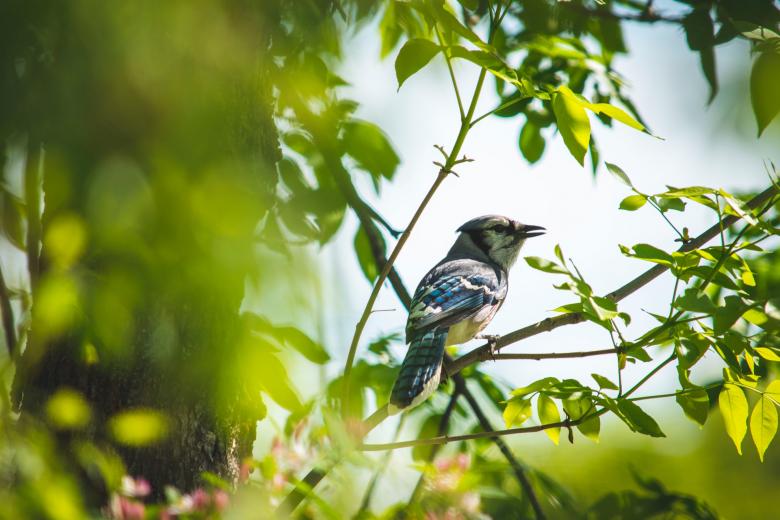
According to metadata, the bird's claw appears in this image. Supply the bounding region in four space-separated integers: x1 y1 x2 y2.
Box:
477 334 501 361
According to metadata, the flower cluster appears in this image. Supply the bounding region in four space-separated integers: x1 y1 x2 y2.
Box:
108 476 230 519
420 453 486 520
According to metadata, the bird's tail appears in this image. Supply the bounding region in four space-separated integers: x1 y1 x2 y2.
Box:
389 329 447 413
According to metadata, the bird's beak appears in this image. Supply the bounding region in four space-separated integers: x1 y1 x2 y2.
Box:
517 224 546 238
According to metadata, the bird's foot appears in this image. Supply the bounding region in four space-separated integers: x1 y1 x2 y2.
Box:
439 362 450 385
476 334 501 360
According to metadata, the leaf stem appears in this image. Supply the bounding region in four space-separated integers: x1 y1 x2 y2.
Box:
436 26 466 122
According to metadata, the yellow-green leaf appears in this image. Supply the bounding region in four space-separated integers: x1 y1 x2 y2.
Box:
537 394 561 445
719 383 748 454
766 380 780 400
755 347 780 362
619 194 647 211
750 395 778 461
503 397 532 428
587 102 647 132
578 414 600 443
552 87 591 166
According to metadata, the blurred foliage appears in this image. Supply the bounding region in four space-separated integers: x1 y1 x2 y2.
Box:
0 0 779 519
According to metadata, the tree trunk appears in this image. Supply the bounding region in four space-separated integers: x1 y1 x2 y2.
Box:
9 1 282 502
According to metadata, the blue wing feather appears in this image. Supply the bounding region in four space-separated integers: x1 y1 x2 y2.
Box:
405 260 504 342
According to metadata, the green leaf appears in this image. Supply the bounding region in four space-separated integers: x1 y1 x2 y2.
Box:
578 414 600 443
718 189 758 226
591 373 618 391
676 389 709 426
563 396 592 421
713 295 746 334
619 194 647 211
504 397 532 428
552 87 591 166
342 120 400 180
276 326 330 364
586 103 646 132
354 227 380 281
511 377 559 398
754 347 780 362
767 380 780 400
750 48 780 136
524 256 568 274
683 9 717 102
605 162 633 187
552 302 584 314
616 400 665 437
719 383 749 454
394 38 441 89
0 189 26 250
675 288 716 313
537 394 561 445
750 395 778 461
656 196 686 212
624 243 673 266
519 121 545 164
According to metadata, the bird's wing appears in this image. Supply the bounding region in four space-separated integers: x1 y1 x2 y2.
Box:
406 260 504 341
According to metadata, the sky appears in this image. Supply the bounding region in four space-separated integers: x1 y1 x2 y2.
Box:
246 8 780 512
306 9 780 439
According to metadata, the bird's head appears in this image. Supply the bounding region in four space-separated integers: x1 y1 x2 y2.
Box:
455 215 545 270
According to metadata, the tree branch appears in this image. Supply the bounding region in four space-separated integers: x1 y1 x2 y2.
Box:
407 388 460 506
558 2 683 24
457 378 546 520
447 184 778 377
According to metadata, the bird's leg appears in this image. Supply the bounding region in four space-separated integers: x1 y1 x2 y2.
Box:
476 334 501 360
439 359 450 385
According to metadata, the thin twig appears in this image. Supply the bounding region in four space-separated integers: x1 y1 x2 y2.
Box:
0 265 17 360
359 417 584 451
489 348 619 361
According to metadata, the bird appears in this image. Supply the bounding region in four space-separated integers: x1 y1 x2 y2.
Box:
388 215 545 414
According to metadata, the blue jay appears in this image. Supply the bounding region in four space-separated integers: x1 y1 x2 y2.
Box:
388 215 545 414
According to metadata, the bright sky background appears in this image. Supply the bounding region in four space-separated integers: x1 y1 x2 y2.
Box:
302 5 780 445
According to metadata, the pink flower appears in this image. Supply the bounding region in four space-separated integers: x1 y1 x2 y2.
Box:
191 488 211 510
213 489 230 511
111 496 145 520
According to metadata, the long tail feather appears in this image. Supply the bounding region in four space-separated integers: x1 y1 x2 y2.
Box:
389 329 447 412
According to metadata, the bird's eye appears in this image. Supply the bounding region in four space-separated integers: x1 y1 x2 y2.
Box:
489 225 507 233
